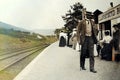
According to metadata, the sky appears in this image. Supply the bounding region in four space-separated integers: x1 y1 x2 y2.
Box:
0 0 119 30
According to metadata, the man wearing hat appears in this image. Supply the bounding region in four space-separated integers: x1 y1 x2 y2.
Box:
77 8 98 73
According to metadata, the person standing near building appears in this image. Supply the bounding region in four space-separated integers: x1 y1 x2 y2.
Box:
112 24 120 51
100 31 112 60
77 8 98 73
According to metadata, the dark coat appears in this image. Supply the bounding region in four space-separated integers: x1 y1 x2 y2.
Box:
77 19 98 45
112 30 120 51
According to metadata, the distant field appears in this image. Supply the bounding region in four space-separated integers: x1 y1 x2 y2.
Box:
0 34 38 53
0 31 57 54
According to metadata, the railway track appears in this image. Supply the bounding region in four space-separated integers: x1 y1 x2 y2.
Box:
0 44 49 71
0 44 46 56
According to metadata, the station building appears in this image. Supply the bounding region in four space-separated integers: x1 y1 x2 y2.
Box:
97 4 120 61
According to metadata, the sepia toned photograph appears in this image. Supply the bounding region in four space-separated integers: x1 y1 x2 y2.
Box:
0 0 120 80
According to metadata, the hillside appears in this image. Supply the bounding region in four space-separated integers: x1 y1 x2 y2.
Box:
0 33 38 53
0 21 27 31
0 29 57 80
0 22 57 54
32 29 55 35
0 28 57 53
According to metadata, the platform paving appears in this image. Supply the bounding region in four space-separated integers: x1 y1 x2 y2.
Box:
14 41 120 80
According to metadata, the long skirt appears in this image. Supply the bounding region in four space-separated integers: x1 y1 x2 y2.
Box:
101 43 112 61
72 37 77 49
59 36 66 47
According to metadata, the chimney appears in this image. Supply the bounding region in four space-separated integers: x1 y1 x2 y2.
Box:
110 2 113 7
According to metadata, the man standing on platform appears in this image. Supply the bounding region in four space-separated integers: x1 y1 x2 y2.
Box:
77 8 98 73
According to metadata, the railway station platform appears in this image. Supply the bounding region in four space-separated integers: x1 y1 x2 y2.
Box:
14 41 120 80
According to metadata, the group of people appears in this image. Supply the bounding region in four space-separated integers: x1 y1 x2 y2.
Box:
59 28 78 50
58 28 78 49
97 23 120 61
59 8 120 73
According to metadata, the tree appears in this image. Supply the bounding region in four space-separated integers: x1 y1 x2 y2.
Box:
62 2 84 32
62 2 94 32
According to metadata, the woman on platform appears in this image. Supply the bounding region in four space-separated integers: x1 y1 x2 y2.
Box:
71 28 77 49
59 31 67 47
100 31 112 61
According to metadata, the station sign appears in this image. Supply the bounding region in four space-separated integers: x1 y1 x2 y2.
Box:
99 4 120 23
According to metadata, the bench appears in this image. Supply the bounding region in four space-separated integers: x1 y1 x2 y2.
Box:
112 47 120 61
